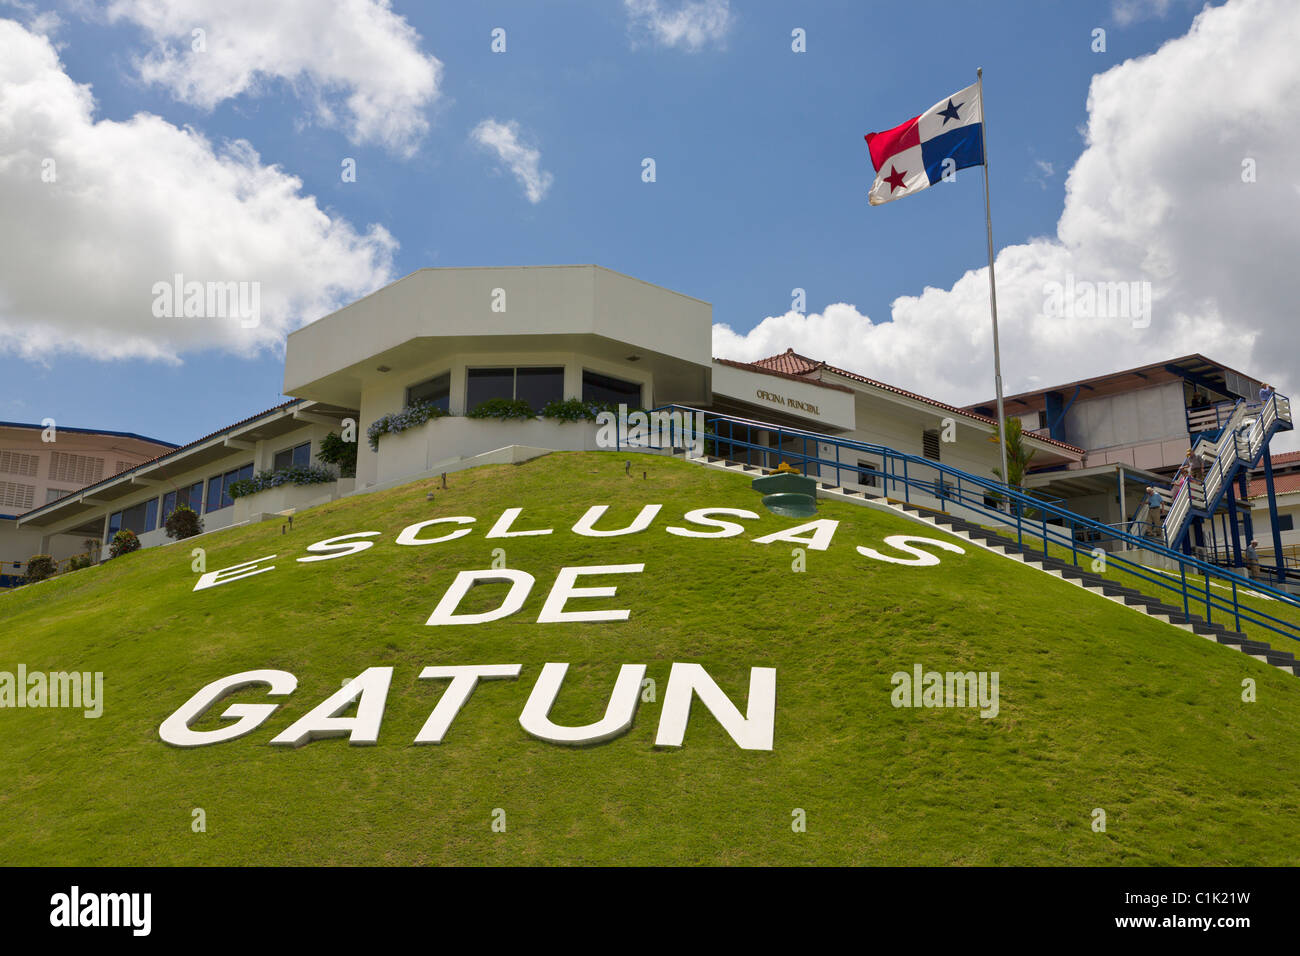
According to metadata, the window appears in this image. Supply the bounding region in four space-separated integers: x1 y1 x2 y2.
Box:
48 451 105 484
164 480 204 521
46 487 72 504
466 366 564 413
0 450 39 478
466 367 515 410
1037 410 1048 429
273 441 312 471
922 429 941 461
111 499 159 536
515 367 564 411
582 369 642 408
1279 514 1295 532
407 372 451 411
0 481 34 510
205 475 222 513
205 463 253 512
857 459 879 488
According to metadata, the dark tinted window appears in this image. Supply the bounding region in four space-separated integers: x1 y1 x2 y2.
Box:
407 372 451 411
467 367 515 411
582 370 641 407
274 441 311 471
206 475 223 513
161 491 178 523
208 464 253 511
516 367 564 411
144 498 158 533
120 501 149 534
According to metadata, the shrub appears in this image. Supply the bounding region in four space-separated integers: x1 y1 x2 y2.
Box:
24 554 56 584
539 397 613 423
367 402 448 451
67 554 94 571
228 464 337 499
467 398 536 421
164 504 204 540
109 529 140 559
317 431 358 478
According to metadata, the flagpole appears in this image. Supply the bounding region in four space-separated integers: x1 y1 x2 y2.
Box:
978 66 1012 500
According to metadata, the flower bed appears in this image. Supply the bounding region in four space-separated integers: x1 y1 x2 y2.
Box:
228 464 338 499
367 401 448 450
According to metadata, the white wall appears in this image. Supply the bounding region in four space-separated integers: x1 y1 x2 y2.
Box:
1064 381 1186 452
1250 493 1300 555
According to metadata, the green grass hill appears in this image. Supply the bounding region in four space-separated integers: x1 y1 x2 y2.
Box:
2 451 1299 865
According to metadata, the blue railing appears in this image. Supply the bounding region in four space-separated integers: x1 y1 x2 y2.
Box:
636 404 1300 646
1164 393 1293 549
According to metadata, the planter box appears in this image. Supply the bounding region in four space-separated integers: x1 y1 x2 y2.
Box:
232 477 354 523
375 416 606 485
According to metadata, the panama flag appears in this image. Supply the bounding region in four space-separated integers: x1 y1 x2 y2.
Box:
866 82 984 206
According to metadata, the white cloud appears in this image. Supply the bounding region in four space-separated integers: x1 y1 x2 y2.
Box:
624 0 733 52
103 0 443 156
1112 0 1177 26
714 0 1300 450
0 18 396 363
470 119 553 204
2 0 61 37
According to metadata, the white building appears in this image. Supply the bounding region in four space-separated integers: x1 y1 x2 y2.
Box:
2 264 1117 581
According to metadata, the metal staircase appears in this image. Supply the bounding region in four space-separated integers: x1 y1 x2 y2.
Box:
1161 393 1293 549
634 404 1300 652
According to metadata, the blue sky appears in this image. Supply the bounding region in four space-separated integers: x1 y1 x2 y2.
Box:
3 0 1278 448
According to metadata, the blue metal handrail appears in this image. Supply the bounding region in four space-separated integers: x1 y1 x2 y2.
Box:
636 404 1300 645
1164 393 1293 549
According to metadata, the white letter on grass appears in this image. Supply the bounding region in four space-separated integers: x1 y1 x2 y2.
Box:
426 569 535 625
414 665 521 743
537 564 643 623
159 669 297 747
655 663 776 751
270 666 393 747
518 663 646 745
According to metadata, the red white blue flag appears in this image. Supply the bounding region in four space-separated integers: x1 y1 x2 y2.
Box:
865 82 984 206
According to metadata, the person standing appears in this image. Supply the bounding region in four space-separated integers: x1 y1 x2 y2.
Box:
1246 540 1261 580
1259 383 1274 404
1144 486 1164 539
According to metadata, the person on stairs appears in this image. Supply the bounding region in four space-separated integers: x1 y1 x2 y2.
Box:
1144 486 1164 539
